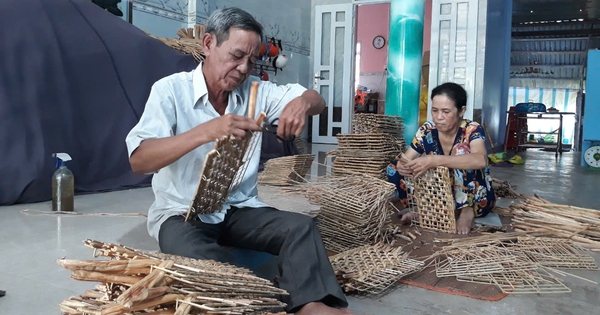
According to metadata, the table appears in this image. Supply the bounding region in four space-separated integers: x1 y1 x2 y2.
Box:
506 111 576 158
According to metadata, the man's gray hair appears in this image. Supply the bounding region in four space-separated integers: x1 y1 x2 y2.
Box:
205 7 263 45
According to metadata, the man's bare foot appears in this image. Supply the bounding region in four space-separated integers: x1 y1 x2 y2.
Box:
400 212 418 225
295 302 358 315
456 207 475 234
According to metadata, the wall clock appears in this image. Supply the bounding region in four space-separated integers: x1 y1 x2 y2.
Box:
373 35 386 49
584 145 600 169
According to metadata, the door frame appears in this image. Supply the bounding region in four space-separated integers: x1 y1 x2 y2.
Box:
311 1 392 144
311 3 356 144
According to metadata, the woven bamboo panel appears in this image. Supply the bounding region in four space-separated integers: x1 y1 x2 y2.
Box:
457 269 571 294
258 154 315 186
336 133 402 158
413 166 456 233
331 156 390 179
515 237 599 270
185 130 264 221
434 233 597 295
312 175 397 252
294 137 308 155
329 243 424 295
332 133 402 179
353 114 404 136
353 113 406 152
435 247 536 277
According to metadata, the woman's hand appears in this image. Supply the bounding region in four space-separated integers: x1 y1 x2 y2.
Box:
395 162 414 177
406 155 440 177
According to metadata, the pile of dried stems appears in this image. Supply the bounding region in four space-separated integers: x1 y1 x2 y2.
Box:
329 243 424 295
58 240 288 315
431 232 598 294
491 178 521 199
258 154 315 186
504 195 600 251
147 33 205 63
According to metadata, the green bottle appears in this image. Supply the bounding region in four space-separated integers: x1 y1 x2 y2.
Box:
52 153 74 212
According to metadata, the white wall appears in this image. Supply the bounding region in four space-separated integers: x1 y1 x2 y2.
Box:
131 0 311 87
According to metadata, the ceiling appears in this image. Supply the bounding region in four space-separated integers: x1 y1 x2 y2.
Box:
510 0 600 85
512 0 600 24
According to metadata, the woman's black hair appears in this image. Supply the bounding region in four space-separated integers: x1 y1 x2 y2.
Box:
431 82 467 110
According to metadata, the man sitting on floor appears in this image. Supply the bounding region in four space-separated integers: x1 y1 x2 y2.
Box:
125 7 357 315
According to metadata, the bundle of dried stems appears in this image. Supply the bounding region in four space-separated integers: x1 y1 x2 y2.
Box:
329 243 424 295
58 240 288 315
507 195 600 251
146 33 205 63
491 178 521 199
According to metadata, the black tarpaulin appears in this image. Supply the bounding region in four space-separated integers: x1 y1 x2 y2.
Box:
0 0 197 205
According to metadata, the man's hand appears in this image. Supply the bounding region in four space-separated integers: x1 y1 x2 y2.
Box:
200 114 262 140
276 96 311 140
406 155 439 178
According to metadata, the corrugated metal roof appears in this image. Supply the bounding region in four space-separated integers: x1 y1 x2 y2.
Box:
512 0 599 24
510 0 600 86
510 22 600 81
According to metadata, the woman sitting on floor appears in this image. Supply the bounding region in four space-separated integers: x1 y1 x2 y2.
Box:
387 82 496 234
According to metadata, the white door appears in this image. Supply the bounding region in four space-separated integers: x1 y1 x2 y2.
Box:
312 4 355 144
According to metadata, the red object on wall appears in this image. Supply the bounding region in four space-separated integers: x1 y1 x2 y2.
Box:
504 106 528 152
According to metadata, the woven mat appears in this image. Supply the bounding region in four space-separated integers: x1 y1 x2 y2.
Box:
392 215 509 301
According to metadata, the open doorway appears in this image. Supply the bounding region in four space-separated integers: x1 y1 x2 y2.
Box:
353 1 432 124
353 3 390 115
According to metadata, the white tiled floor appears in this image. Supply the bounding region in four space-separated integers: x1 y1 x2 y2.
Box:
1 149 599 314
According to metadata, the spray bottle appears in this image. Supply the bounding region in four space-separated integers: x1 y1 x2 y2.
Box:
52 153 74 212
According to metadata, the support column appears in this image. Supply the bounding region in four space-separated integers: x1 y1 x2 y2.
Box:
385 0 426 144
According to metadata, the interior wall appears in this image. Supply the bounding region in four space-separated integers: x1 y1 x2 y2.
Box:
356 4 390 73
356 3 390 102
133 10 184 38
131 0 311 87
